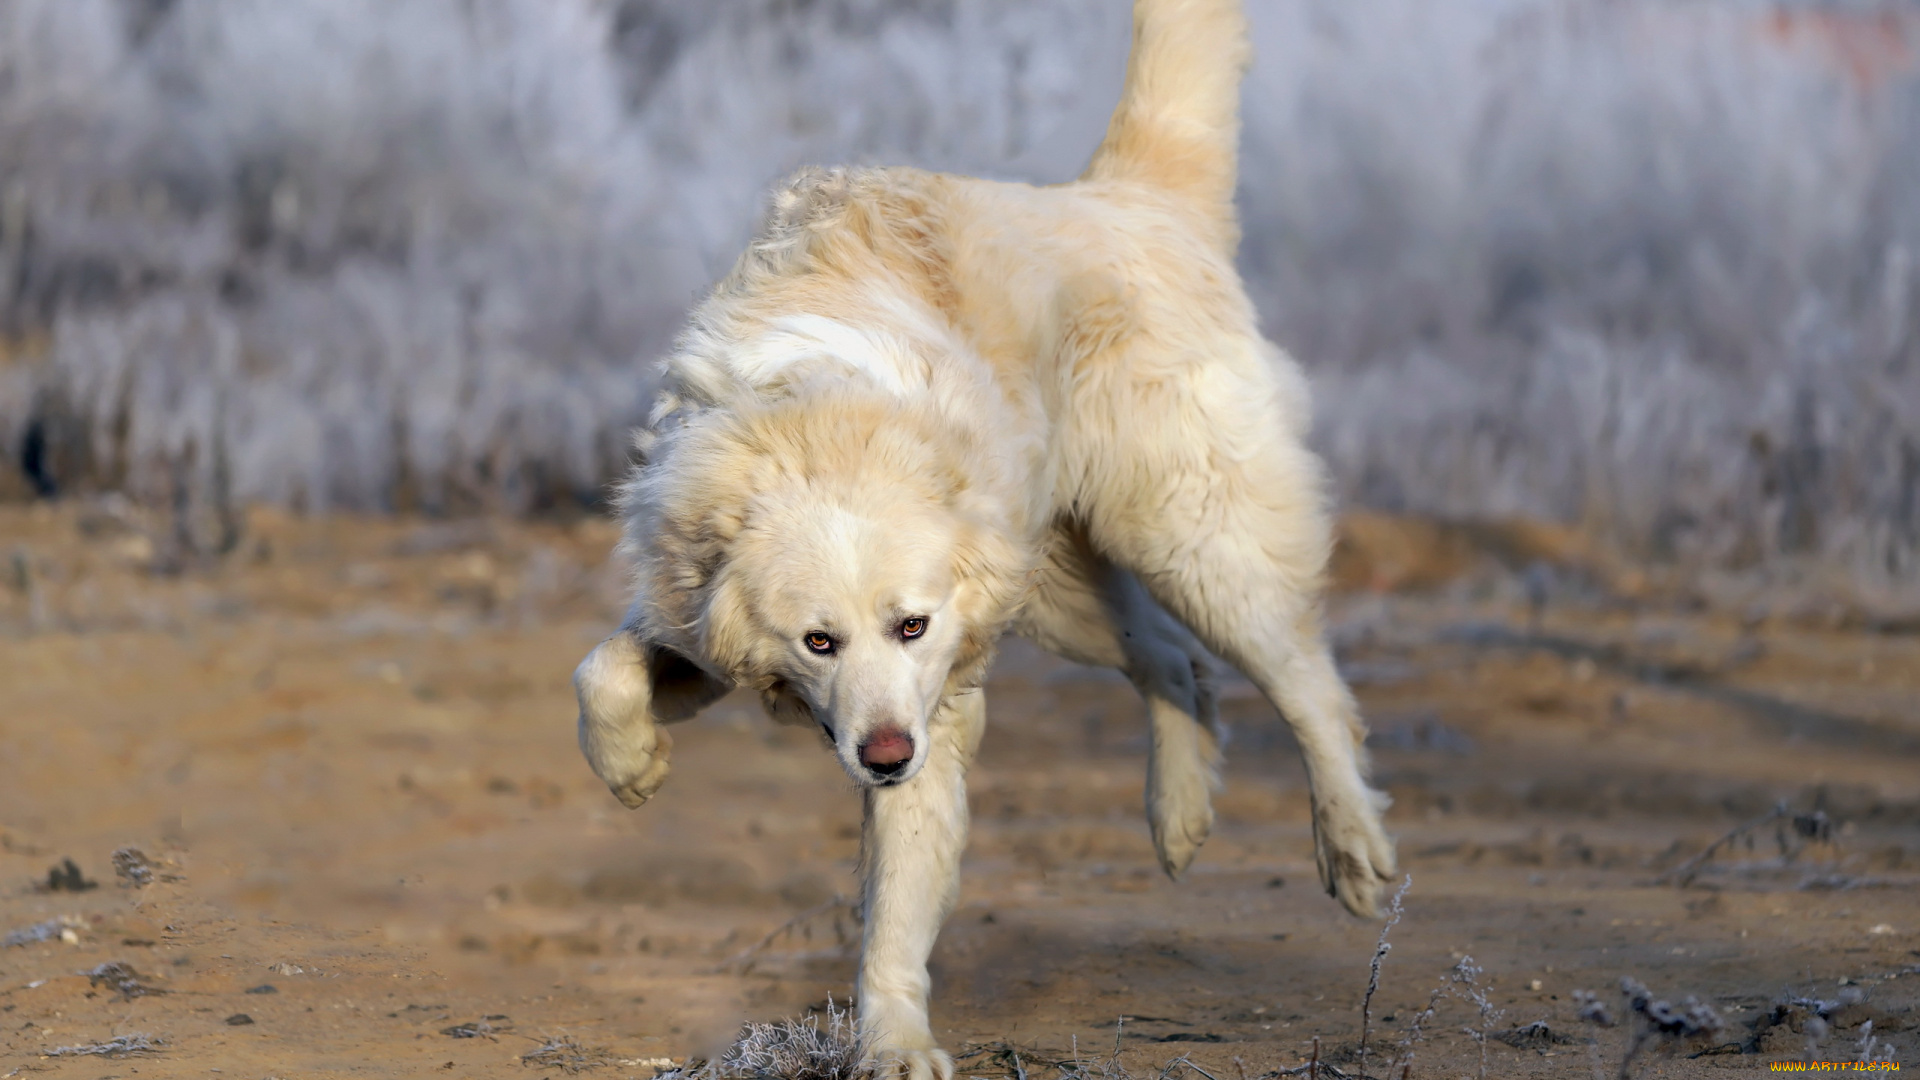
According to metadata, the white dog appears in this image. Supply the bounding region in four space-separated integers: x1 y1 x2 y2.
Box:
574 1 1397 1074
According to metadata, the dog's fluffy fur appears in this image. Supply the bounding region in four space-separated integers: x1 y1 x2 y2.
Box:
574 2 1397 1075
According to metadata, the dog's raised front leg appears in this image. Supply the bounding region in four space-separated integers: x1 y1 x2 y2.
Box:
574 621 731 808
857 689 983 1080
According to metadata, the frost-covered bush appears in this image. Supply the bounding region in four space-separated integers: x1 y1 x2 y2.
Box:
1246 2 1920 598
0 0 1125 515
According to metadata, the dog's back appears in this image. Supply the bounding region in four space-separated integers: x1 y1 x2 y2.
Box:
641 0 1253 432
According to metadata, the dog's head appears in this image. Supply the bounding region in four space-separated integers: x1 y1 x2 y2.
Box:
720 490 979 783
624 388 1026 787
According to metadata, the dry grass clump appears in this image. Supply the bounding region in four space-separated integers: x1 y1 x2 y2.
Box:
45 1033 165 1058
521 1035 622 1074
112 846 160 887
440 1016 512 1039
83 961 166 1000
1612 977 1726 1077
1384 955 1504 1080
1754 987 1900 1066
1570 977 1729 1078
660 1002 869 1080
1493 1020 1577 1051
1335 875 1508 1080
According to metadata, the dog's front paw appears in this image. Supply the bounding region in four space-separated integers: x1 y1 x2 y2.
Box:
597 725 672 809
1311 786 1398 918
868 1045 953 1080
574 635 675 808
861 1001 950 1080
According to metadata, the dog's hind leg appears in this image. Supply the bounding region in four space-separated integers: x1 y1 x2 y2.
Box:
1077 360 1397 917
856 689 983 1080
1016 525 1223 879
1138 629 1223 879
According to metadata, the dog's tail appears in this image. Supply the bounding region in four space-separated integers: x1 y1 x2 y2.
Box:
1083 0 1249 232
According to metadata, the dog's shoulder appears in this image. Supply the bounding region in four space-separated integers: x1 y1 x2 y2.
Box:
639 166 967 435
743 166 955 283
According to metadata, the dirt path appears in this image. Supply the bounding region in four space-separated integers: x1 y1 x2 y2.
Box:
2 506 1915 1078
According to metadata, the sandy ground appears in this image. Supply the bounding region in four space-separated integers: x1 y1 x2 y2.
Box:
1 502 1915 1079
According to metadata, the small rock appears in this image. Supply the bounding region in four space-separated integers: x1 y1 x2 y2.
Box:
44 859 97 892
112 848 157 888
225 1013 254 1026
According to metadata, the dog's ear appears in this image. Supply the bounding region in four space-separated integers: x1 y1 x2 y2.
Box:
574 632 732 808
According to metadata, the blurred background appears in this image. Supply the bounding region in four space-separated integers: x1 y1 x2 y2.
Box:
0 0 1915 602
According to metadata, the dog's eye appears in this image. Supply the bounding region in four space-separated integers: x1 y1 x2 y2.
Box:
900 616 928 639
804 631 835 655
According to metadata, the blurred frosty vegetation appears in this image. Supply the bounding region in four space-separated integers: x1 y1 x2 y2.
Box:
0 0 1914 601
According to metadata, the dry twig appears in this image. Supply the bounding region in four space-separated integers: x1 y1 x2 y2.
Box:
1357 875 1412 1073
717 896 856 975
